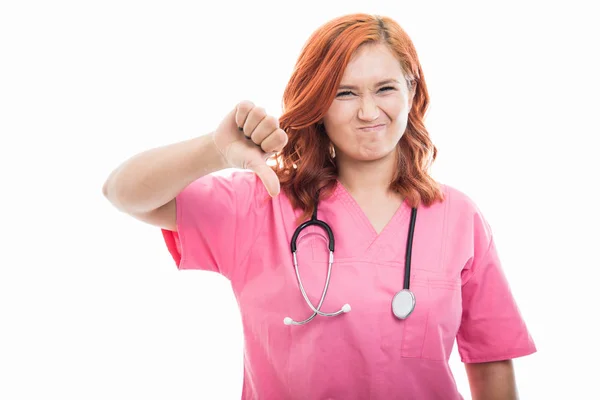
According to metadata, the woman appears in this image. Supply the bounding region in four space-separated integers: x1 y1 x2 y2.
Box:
103 13 536 400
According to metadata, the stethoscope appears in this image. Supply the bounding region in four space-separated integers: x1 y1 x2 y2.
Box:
283 199 418 326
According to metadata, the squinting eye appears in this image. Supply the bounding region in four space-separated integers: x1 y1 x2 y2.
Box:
379 86 396 92
336 91 354 97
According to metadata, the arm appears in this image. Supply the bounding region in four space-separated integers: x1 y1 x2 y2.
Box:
103 101 287 228
102 133 226 229
465 360 518 400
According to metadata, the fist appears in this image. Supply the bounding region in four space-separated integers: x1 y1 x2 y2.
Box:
212 101 288 196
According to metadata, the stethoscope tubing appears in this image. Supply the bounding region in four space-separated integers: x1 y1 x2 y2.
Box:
285 196 417 325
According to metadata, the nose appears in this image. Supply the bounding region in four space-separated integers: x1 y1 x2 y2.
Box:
357 94 380 122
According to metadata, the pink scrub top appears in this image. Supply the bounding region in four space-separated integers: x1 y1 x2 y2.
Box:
161 171 536 399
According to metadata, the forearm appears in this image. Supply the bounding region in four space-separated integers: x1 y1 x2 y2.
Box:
465 360 518 400
102 133 226 214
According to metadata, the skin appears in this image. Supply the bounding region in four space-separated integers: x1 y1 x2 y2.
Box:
466 360 519 400
321 42 415 234
322 42 414 197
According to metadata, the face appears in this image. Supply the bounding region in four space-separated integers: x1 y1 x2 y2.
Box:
322 42 414 163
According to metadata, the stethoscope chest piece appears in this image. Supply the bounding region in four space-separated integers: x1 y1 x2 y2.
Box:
391 289 416 320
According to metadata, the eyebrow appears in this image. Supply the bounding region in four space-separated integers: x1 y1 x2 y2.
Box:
337 79 401 90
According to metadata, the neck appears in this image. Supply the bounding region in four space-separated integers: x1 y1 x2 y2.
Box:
336 153 397 197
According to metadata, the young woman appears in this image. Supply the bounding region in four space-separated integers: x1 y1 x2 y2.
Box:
103 13 536 400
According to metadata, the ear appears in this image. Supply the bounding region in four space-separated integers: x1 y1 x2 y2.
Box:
408 83 416 111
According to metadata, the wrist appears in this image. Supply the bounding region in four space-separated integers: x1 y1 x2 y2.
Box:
190 133 229 175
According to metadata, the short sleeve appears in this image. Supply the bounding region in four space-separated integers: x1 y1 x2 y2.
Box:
456 209 537 363
161 170 267 281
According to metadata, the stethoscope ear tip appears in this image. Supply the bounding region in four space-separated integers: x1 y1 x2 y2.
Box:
283 317 293 325
342 304 351 313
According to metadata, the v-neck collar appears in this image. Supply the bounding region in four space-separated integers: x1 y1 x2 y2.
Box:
332 180 411 254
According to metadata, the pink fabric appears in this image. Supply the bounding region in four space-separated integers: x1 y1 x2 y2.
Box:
161 171 536 399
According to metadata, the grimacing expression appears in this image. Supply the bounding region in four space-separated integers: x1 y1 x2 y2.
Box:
322 42 414 163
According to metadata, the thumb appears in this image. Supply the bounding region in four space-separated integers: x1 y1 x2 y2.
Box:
248 162 280 197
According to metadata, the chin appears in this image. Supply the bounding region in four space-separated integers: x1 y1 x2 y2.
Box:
351 147 397 162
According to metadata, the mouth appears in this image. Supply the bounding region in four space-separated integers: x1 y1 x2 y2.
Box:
358 123 386 132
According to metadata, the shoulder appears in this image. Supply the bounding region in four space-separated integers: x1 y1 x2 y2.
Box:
436 181 493 239
179 169 275 217
207 169 287 211
201 169 268 198
208 168 261 187
436 181 484 216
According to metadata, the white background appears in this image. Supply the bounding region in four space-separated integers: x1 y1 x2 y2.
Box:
1 0 598 399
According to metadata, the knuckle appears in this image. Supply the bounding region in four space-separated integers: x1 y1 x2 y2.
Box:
260 136 275 152
250 130 262 143
236 101 253 127
264 115 279 129
252 107 267 119
236 101 254 122
238 100 254 110
278 129 289 145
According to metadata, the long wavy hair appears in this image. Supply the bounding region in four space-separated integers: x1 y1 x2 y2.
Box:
272 13 445 223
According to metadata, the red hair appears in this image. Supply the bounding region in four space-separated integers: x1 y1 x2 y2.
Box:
273 13 445 223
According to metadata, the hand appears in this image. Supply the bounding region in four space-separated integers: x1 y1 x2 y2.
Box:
212 101 288 197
